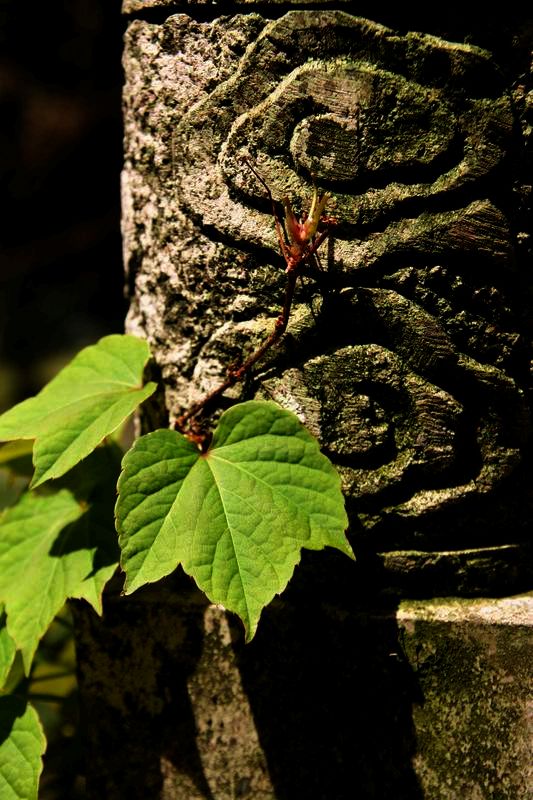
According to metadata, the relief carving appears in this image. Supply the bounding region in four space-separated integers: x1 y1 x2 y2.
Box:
127 11 532 593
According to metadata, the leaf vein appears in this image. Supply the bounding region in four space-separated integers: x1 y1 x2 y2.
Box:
203 459 250 623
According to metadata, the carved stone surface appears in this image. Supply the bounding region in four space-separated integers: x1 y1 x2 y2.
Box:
72 9 533 800
74 577 533 800
123 10 532 594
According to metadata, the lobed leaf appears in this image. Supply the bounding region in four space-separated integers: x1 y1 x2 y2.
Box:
0 335 156 488
0 697 45 800
116 401 353 640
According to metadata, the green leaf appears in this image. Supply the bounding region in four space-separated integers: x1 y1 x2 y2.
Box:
0 335 156 488
116 401 352 640
0 447 120 672
0 697 45 800
0 491 83 673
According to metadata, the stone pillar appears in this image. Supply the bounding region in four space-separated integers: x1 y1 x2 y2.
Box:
73 5 532 799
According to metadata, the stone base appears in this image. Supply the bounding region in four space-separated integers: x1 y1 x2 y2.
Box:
188 593 533 800
75 585 532 799
398 595 532 800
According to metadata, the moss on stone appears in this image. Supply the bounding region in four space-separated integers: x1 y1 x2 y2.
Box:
399 595 532 799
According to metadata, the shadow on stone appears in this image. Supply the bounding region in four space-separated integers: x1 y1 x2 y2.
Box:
232 550 424 800
72 573 215 800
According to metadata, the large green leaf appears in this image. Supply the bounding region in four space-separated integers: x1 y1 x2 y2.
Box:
0 448 120 672
116 401 353 639
0 335 156 488
0 697 45 800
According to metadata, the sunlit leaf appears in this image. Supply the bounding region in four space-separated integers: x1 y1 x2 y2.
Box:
0 335 156 488
116 401 352 639
0 697 45 800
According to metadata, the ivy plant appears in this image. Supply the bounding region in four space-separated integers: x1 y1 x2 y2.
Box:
0 332 352 796
117 400 351 640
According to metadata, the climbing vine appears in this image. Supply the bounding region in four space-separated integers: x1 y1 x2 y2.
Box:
0 175 353 796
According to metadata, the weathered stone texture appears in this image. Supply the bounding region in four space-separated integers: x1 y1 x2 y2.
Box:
399 596 533 800
75 582 533 800
122 9 532 591
99 9 533 799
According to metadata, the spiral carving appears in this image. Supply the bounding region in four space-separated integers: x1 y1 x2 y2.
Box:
175 12 512 261
171 11 532 592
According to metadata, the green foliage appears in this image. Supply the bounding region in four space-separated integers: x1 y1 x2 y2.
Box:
0 334 352 792
0 696 46 800
116 401 352 639
0 448 120 674
0 492 84 673
0 335 156 487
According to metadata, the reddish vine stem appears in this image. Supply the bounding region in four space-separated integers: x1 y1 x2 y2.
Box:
175 163 334 438
177 269 299 428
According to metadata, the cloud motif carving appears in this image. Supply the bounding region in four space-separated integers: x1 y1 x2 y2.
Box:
170 11 531 592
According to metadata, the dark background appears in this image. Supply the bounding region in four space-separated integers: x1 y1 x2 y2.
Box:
0 3 123 794
0 0 125 412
